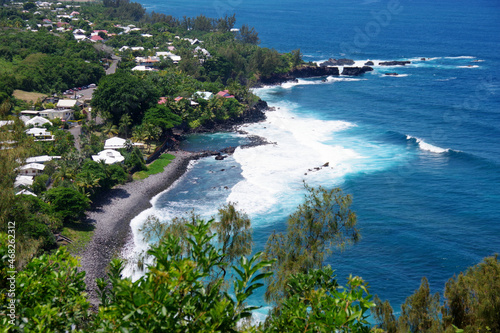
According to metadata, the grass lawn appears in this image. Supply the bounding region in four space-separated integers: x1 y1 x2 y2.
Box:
60 221 95 255
13 89 47 103
133 153 176 180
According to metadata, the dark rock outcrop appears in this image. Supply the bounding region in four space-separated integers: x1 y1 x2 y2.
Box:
365 61 374 66
341 66 374 76
384 72 399 76
258 66 340 86
379 61 411 66
320 58 355 67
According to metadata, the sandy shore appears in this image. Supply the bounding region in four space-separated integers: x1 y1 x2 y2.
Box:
78 150 199 305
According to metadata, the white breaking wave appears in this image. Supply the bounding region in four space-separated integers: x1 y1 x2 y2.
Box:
228 103 360 217
407 135 449 153
457 65 479 68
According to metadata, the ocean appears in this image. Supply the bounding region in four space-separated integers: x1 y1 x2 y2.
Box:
122 0 500 320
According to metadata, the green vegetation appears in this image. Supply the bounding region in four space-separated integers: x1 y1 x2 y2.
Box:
133 153 175 180
373 255 500 333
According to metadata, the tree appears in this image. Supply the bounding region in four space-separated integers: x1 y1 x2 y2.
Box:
263 266 374 332
0 248 91 332
118 113 132 138
91 71 158 125
444 255 500 332
373 255 500 332
398 277 442 333
142 122 161 153
239 24 260 45
263 184 359 303
45 187 90 224
94 219 273 332
142 104 182 132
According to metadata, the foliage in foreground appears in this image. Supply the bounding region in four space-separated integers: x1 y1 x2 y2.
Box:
373 255 500 333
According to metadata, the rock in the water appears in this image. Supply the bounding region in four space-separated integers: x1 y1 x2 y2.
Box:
421 58 426 61
341 66 374 76
384 72 399 76
322 162 329 167
320 58 355 67
365 61 374 66
215 154 227 160
378 61 411 66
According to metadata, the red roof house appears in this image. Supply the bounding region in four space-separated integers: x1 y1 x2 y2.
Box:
216 90 235 98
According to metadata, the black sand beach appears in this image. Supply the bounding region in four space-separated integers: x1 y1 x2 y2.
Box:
78 150 199 305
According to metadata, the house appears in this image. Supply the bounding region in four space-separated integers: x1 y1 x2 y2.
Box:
141 33 153 38
20 110 40 117
92 149 125 164
0 120 13 127
195 91 213 100
135 56 160 67
174 96 184 102
26 155 61 164
25 128 54 141
90 35 104 42
131 65 157 72
39 108 75 121
18 163 45 176
155 51 181 63
74 34 87 41
56 99 78 109
14 175 33 188
194 46 211 58
73 28 86 35
104 136 144 149
130 47 144 51
158 97 168 105
25 116 52 127
216 90 235 99
16 189 37 197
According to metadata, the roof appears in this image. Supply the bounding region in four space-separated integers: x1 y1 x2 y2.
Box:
174 96 184 102
20 163 45 171
158 97 168 105
92 149 125 164
20 110 40 115
16 189 37 197
216 90 235 98
104 136 126 149
131 66 157 71
14 175 33 188
26 155 61 164
26 127 51 135
0 120 13 127
90 35 104 41
26 116 52 126
195 91 213 100
57 100 77 108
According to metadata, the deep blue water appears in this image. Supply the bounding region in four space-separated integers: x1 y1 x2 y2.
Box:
125 0 500 321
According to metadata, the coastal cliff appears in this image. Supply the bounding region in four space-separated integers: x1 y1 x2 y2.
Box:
257 65 373 86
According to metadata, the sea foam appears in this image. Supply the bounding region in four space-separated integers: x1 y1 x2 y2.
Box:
406 135 449 153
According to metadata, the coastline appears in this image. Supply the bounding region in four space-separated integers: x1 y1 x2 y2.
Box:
78 150 200 305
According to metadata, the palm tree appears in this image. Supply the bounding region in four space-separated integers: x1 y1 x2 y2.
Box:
143 122 162 153
52 162 76 186
132 125 146 145
102 122 119 138
119 114 132 138
75 171 101 198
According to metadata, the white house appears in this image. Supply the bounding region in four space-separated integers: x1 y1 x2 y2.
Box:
20 110 40 117
92 149 125 164
104 136 143 149
195 91 213 100
26 155 61 164
19 163 45 176
131 65 157 72
25 116 52 127
25 128 54 141
16 189 37 197
0 120 13 127
14 175 34 188
39 108 74 121
57 99 77 109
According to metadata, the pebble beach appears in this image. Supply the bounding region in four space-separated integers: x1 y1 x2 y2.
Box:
78 150 199 305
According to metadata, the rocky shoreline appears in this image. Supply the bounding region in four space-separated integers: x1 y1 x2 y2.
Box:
79 151 203 305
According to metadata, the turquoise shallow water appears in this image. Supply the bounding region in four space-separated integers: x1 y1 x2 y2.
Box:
125 0 500 320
